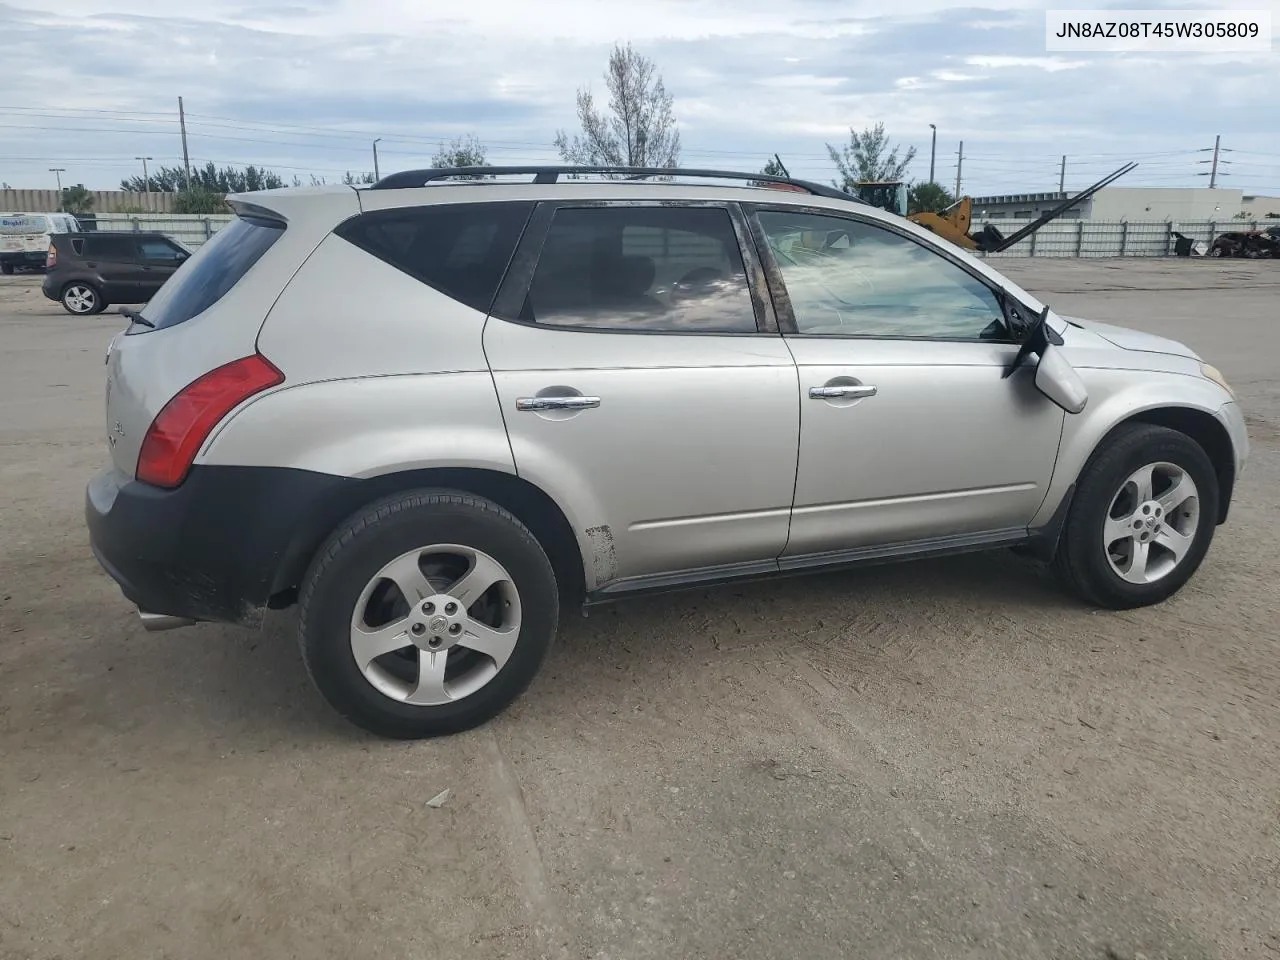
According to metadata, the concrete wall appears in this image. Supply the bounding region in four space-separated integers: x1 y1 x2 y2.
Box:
1088 188 1243 222
973 188 1251 223
1 189 176 214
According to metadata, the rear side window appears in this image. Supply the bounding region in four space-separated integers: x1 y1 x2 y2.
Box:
83 235 136 259
521 206 757 333
138 217 283 331
335 202 534 313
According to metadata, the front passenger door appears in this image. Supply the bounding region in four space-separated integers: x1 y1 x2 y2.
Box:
749 207 1065 558
134 236 187 298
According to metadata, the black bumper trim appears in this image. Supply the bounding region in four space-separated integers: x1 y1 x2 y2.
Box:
86 464 358 626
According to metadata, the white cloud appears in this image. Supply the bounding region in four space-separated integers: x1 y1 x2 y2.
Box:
0 0 1275 197
965 55 1087 71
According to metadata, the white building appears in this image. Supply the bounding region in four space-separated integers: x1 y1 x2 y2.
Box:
969 187 1279 223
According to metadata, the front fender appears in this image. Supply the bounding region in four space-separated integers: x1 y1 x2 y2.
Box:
1030 368 1236 528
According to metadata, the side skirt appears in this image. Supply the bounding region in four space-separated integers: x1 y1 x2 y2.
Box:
584 526 1034 607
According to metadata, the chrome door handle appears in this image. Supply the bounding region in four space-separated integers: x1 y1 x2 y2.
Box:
516 395 602 411
808 384 877 400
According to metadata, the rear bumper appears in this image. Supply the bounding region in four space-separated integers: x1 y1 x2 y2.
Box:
86 464 355 626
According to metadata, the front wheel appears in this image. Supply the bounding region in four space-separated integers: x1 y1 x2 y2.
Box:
298 490 559 738
1054 424 1219 609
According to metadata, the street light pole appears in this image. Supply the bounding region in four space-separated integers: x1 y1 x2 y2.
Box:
928 124 937 184
135 156 153 211
372 139 382 181
49 168 66 192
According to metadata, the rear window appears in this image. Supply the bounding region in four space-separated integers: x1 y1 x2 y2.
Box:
138 216 283 331
335 202 534 313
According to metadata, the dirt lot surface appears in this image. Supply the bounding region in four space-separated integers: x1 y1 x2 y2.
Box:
1 259 1277 960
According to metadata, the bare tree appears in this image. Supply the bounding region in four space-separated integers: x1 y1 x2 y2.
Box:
555 43 680 170
826 123 916 191
432 134 490 180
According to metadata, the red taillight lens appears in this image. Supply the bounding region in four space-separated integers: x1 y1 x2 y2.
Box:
136 354 284 488
46 243 56 268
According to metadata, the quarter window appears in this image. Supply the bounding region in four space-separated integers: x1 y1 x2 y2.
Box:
756 211 1009 340
522 206 757 333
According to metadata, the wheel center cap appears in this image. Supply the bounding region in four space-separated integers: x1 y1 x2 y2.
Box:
428 615 449 634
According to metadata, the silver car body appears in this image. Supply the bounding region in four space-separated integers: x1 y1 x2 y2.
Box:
100 180 1247 603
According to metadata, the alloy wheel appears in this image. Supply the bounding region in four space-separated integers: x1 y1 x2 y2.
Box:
1103 461 1200 584
349 544 521 705
63 284 97 314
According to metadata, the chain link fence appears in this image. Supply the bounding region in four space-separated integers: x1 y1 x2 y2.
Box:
84 213 1277 258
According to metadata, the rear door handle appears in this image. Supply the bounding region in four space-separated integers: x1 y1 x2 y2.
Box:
809 385 877 400
516 395 602 411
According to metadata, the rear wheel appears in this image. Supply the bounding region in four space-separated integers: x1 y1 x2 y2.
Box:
0 262 14 275
60 282 106 315
299 490 559 738
1054 424 1218 609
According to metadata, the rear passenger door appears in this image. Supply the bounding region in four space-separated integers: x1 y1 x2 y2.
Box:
80 234 145 302
484 202 799 593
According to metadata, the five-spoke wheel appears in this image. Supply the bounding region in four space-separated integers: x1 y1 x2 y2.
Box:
299 490 558 738
1055 423 1218 609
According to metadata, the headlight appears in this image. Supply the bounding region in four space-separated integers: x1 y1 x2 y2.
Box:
1201 363 1234 398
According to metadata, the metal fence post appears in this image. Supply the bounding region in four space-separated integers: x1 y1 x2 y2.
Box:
1029 229 1037 257
1075 220 1084 256
1119 221 1127 257
1165 222 1174 255
203 218 211 240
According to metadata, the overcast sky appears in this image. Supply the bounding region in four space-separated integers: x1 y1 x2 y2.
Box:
1 0 1276 197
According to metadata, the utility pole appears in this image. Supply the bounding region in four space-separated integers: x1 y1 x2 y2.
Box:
49 168 66 192
372 139 382 180
178 96 191 189
135 156 153 212
954 141 964 197
928 124 937 184
1059 156 1066 193
1197 135 1231 188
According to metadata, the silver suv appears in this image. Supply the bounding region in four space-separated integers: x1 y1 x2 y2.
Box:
87 166 1248 738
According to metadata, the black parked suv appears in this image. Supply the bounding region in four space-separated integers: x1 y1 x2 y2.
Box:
42 231 190 315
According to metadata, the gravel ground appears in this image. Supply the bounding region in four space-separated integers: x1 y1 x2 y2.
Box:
1 258 1277 960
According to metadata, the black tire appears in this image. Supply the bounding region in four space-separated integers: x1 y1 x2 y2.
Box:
298 489 559 738
1054 423 1219 610
60 281 107 315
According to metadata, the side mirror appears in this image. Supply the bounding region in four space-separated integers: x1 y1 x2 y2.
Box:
1034 345 1088 414
1004 305 1088 414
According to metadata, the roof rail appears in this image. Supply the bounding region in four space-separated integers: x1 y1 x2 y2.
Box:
369 165 853 201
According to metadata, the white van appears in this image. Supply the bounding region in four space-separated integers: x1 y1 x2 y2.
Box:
0 213 82 274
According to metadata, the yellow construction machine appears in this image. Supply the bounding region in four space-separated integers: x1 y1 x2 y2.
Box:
849 162 1138 253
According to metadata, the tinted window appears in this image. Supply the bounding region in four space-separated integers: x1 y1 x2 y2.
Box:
138 217 283 331
523 206 756 332
336 202 533 313
137 237 183 260
757 211 1007 340
83 235 137 260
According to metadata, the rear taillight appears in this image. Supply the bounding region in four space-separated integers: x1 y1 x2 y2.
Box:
46 243 56 268
136 354 284 488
